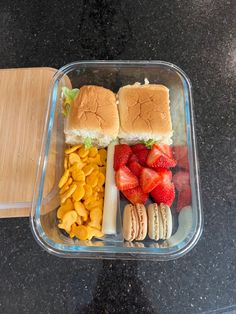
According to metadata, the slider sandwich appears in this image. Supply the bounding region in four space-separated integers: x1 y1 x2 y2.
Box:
64 85 119 147
117 84 173 145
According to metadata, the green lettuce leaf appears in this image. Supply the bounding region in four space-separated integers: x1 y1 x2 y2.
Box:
62 87 79 101
62 103 71 117
84 137 92 149
143 139 156 149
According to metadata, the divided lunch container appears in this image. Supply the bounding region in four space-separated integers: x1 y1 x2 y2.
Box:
3 61 203 260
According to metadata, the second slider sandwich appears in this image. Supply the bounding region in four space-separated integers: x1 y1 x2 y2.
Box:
118 84 173 145
64 85 119 147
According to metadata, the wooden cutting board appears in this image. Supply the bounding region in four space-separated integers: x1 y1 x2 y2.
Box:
0 67 58 218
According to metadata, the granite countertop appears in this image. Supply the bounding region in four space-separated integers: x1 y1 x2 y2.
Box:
0 1 235 313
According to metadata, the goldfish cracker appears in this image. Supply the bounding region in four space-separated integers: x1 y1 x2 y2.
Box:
88 220 102 230
90 163 99 171
58 210 77 233
76 215 83 225
72 168 85 182
69 223 80 238
69 153 82 165
86 200 103 211
72 184 85 202
76 225 89 240
65 144 82 154
57 198 74 219
60 183 77 203
58 169 70 188
78 146 89 158
74 201 88 221
90 207 103 221
82 164 94 176
86 173 98 188
82 185 93 200
99 166 106 176
64 157 68 169
81 156 88 163
98 149 107 165
94 185 104 192
97 172 105 186
84 196 97 209
88 147 98 157
59 177 72 195
87 226 104 240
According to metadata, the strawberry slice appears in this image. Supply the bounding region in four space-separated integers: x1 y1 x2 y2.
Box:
128 161 143 177
150 182 175 207
135 149 149 166
115 166 139 191
147 145 176 168
131 144 147 154
140 168 160 193
173 171 190 192
176 186 192 212
154 167 173 183
129 153 139 163
173 145 189 170
155 144 173 158
122 186 148 205
113 144 132 171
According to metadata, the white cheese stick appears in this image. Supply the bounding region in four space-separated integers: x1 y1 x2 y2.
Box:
102 141 118 235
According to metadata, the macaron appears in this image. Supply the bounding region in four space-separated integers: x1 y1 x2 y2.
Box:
148 203 172 241
147 203 159 240
123 204 138 241
123 203 147 241
135 204 147 241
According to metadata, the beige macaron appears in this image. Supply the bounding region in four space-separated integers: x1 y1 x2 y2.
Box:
148 203 160 241
123 204 147 241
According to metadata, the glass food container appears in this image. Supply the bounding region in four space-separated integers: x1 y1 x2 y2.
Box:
30 61 203 260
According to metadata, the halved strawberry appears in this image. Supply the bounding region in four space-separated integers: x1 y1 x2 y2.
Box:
154 144 173 158
131 144 147 154
140 168 160 193
176 186 192 212
135 149 149 166
173 145 189 170
122 186 148 205
147 145 176 168
128 161 143 177
113 144 132 171
154 167 173 183
173 171 190 192
115 166 139 191
129 153 139 163
150 182 175 207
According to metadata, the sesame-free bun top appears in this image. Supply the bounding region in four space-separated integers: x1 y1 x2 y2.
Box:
64 85 119 147
118 84 173 145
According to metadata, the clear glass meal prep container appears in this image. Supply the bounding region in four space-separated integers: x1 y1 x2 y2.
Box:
30 61 203 260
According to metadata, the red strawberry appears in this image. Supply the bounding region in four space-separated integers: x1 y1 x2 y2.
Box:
122 186 148 205
147 145 176 168
155 144 173 158
154 167 172 183
128 161 143 177
115 166 139 191
129 153 139 163
135 149 149 166
131 144 147 154
140 168 160 193
113 144 132 171
150 182 175 207
176 187 192 212
173 171 190 192
173 146 189 170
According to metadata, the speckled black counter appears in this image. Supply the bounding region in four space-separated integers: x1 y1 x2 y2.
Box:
0 1 235 313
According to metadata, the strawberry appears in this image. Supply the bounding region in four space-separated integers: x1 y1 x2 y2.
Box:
122 186 148 205
140 168 160 193
155 144 173 158
115 166 139 191
173 146 189 170
131 144 147 154
150 182 175 207
129 153 139 163
135 149 149 166
128 161 143 177
173 171 190 192
147 145 176 168
154 167 172 183
176 186 192 212
113 144 132 171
